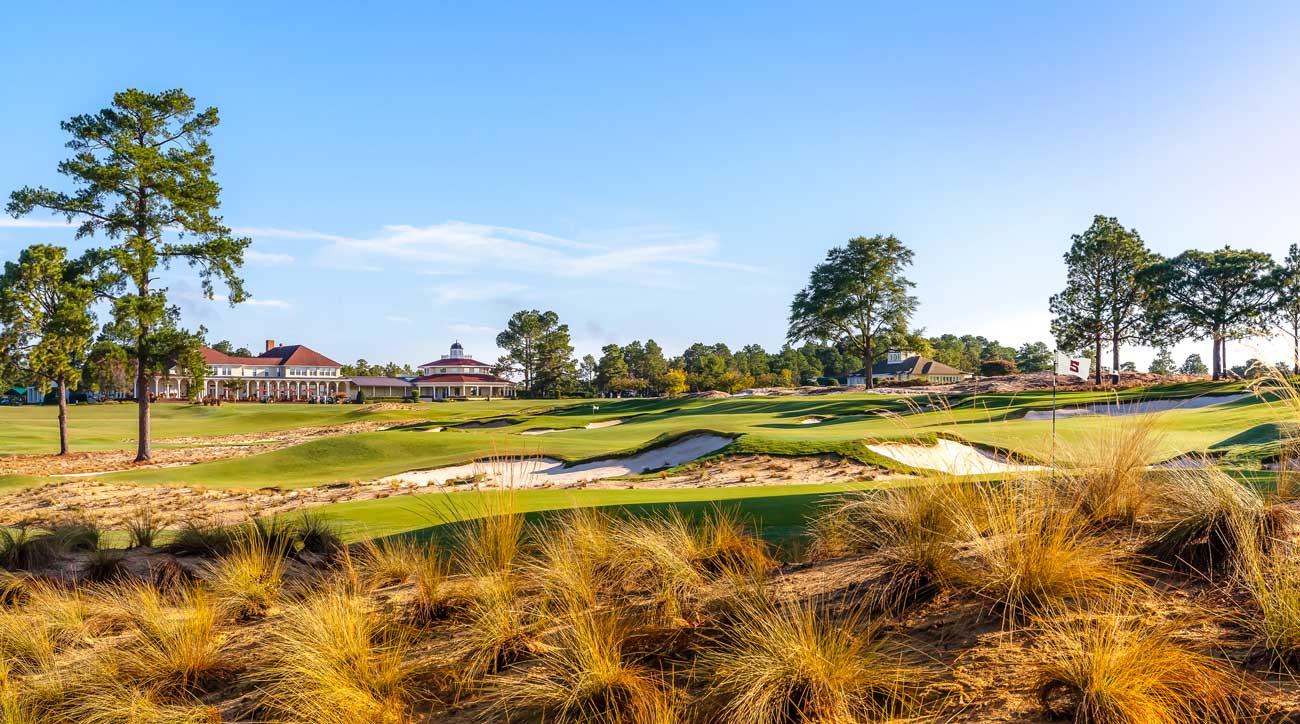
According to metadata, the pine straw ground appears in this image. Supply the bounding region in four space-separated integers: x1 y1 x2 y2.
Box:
7 429 1300 723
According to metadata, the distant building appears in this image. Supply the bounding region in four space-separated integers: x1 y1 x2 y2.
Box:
152 340 349 401
348 376 414 400
847 350 972 385
413 342 516 400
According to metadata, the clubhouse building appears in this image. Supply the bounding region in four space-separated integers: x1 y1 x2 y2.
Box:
350 342 516 400
164 340 351 402
847 350 972 385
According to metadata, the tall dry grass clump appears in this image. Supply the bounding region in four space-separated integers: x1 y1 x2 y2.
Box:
458 574 539 681
609 512 707 621
1057 414 1164 526
491 609 673 723
353 537 427 589
112 584 227 694
701 596 920 724
810 478 974 612
1142 465 1285 577
1241 545 1300 666
60 683 220 724
947 477 1140 619
445 487 526 580
261 589 424 724
1033 605 1243 723
205 535 286 621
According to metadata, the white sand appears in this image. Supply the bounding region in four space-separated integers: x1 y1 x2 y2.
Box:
798 416 827 425
52 461 196 478
519 428 563 436
1021 393 1252 421
585 419 624 429
518 419 624 436
421 427 444 433
867 439 1046 475
378 434 733 489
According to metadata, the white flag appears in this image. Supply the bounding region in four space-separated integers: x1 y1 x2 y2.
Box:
1055 353 1090 380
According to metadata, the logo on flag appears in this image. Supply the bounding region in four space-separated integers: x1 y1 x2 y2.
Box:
1055 353 1090 380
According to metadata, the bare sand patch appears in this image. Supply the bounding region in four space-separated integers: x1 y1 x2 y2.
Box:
867 438 1046 475
585 419 624 429
1021 393 1252 421
798 416 828 425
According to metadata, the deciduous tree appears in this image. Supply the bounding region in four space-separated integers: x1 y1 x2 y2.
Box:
787 235 918 390
8 88 250 461
0 245 98 454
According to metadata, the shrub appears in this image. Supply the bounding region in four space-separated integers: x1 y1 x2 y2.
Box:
261 590 423 724
206 536 286 621
80 548 129 584
980 358 1017 376
1034 607 1243 723
701 597 920 724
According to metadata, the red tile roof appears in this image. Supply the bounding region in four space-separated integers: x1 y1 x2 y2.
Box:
418 358 494 369
414 373 513 384
200 345 342 368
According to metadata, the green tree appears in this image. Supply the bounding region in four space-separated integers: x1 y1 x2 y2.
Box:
1049 216 1156 384
211 339 234 354
1271 244 1300 374
233 345 254 358
639 339 670 394
85 339 131 397
532 322 577 398
577 354 598 396
8 89 250 461
1179 353 1209 376
0 245 98 454
595 343 631 395
496 309 572 396
661 368 688 396
1140 247 1278 379
1014 341 1054 373
788 235 918 390
1149 348 1175 375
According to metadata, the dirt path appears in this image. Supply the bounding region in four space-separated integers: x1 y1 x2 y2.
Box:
0 453 894 528
0 420 412 477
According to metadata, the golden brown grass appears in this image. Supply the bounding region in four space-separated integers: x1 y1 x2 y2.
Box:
1142 465 1285 577
1033 605 1243 723
947 477 1141 619
60 683 220 724
1241 546 1300 666
353 536 427 589
700 596 920 724
1057 414 1164 526
260 589 424 724
111 584 227 694
458 574 540 681
491 609 673 723
609 512 706 621
205 535 286 621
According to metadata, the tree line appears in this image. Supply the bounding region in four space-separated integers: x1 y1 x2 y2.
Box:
1050 215 1300 382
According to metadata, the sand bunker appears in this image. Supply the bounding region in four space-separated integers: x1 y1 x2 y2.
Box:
867 439 1046 475
381 434 733 489
518 419 625 436
1021 393 1253 421
798 416 828 425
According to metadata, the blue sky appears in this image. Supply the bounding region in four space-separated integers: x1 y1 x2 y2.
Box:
3 1 1300 369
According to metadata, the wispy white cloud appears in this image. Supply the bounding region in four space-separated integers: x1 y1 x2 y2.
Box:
245 249 295 265
247 220 761 280
385 315 414 325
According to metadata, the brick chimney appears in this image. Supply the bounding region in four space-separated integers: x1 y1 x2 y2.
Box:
265 339 276 352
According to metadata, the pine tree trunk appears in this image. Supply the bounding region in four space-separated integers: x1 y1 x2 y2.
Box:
864 334 874 391
56 376 69 456
1293 321 1299 375
135 348 152 462
1094 335 1103 385
1111 342 1121 383
1211 334 1222 380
